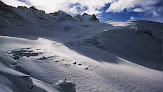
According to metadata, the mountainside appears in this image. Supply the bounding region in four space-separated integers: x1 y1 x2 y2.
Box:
0 1 99 29
0 1 162 92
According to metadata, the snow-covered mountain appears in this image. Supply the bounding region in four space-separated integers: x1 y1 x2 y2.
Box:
0 1 162 92
0 1 99 29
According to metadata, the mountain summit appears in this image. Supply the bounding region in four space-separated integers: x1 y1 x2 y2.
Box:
0 1 99 29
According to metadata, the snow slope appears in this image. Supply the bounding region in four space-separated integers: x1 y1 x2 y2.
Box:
98 20 162 70
0 1 163 92
0 36 76 92
0 35 162 92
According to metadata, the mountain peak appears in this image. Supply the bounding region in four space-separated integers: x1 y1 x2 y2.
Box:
49 10 74 22
81 13 99 21
91 14 99 21
0 1 99 28
17 6 28 10
52 10 70 16
82 13 89 16
0 0 10 8
29 6 37 10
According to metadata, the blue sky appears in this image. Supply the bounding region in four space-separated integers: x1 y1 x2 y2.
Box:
2 0 163 22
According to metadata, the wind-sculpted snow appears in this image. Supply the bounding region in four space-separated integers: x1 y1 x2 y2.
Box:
0 36 162 92
0 36 77 92
7 48 42 60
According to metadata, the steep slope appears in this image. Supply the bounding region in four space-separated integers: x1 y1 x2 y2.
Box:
96 20 162 70
64 20 162 70
0 1 99 29
0 1 99 39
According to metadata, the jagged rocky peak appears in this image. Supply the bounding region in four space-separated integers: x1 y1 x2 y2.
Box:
0 0 5 7
82 13 89 16
74 15 84 22
51 10 69 17
91 14 99 21
28 6 45 14
81 13 99 21
29 6 37 10
17 6 28 10
0 1 12 11
0 3 18 18
53 10 69 16
50 10 74 22
0 0 100 27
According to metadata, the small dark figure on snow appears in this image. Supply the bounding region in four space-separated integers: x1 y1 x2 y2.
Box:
64 77 67 82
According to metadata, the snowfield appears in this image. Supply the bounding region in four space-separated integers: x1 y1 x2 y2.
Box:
0 35 162 92
0 1 163 92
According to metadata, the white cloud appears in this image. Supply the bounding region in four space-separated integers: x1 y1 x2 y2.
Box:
1 0 113 15
106 0 162 16
106 0 158 12
70 0 113 14
1 0 29 7
28 0 71 13
132 8 143 12
70 6 79 14
1 0 162 17
130 16 135 20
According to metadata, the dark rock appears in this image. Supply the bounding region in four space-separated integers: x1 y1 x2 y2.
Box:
91 14 99 21
73 62 76 64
